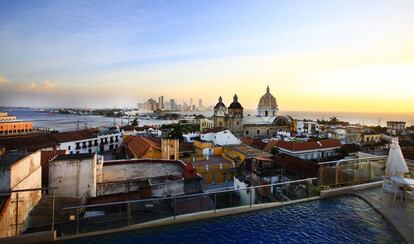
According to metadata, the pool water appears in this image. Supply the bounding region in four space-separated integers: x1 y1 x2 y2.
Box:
70 196 404 244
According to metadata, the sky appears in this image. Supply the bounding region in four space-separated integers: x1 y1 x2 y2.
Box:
0 0 414 113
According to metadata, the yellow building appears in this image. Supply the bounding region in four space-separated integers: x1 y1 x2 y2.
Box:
361 133 382 144
124 136 162 159
161 139 179 160
222 144 272 162
190 156 238 186
0 112 33 136
199 118 214 132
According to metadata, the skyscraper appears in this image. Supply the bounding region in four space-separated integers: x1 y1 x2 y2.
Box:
199 99 203 110
159 96 164 110
170 99 176 110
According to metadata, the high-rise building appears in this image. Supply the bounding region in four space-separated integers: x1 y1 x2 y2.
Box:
158 96 164 110
170 99 176 111
190 98 193 110
199 99 203 110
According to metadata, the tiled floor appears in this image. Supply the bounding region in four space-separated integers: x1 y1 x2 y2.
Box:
355 187 414 243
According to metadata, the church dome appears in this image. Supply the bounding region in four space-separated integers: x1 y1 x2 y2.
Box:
258 86 278 117
228 94 243 109
214 96 227 109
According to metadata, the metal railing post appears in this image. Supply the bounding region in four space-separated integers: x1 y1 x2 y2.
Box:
76 208 80 235
51 189 55 233
249 188 252 208
15 192 19 235
173 199 177 220
127 203 131 226
214 193 217 214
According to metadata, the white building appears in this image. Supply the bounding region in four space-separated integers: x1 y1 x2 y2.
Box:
0 151 42 237
201 130 241 146
293 120 320 137
49 153 103 202
183 132 200 143
387 121 406 136
57 128 123 155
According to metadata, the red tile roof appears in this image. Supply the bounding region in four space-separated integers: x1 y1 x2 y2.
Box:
124 136 161 158
52 129 97 143
241 136 266 150
41 150 66 187
274 154 319 178
203 127 225 133
264 139 341 152
0 129 98 152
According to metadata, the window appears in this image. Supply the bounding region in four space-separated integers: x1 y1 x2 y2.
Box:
223 172 228 182
245 130 249 135
266 130 270 135
211 172 216 184
68 145 71 150
257 130 260 135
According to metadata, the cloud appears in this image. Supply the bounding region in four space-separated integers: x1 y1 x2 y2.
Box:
0 74 58 93
18 80 57 92
0 75 10 86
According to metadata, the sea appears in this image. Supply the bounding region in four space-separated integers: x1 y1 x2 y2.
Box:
1 108 413 132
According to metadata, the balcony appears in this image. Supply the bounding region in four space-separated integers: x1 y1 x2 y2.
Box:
318 156 387 188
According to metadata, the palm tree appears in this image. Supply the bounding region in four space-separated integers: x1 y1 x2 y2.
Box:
329 116 340 124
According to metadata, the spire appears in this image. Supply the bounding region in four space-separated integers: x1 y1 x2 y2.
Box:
266 85 270 93
219 96 222 103
233 94 238 102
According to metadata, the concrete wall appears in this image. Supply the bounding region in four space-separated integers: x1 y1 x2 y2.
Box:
0 152 42 238
101 163 182 183
234 177 255 206
49 156 97 201
151 181 185 197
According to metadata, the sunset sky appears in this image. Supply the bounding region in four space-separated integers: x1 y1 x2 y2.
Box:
0 0 414 113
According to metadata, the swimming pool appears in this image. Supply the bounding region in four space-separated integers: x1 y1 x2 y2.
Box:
67 196 404 243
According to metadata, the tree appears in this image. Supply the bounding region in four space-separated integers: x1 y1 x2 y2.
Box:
271 147 279 156
329 116 340 125
130 117 139 127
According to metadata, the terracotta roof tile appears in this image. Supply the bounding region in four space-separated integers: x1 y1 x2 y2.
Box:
265 139 341 152
124 136 161 158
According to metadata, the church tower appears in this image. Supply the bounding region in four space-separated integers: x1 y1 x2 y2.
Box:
228 94 244 134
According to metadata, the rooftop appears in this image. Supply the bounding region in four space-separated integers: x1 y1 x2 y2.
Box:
264 139 341 152
189 156 234 167
223 144 272 159
124 136 161 158
0 150 31 168
51 153 95 162
0 129 101 152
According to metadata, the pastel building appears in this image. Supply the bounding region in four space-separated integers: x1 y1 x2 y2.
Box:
0 112 33 136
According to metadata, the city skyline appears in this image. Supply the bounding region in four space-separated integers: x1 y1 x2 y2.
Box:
0 1 414 113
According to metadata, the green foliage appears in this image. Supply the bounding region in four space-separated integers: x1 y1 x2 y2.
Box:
130 117 139 127
162 123 200 141
336 147 349 157
271 147 279 156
